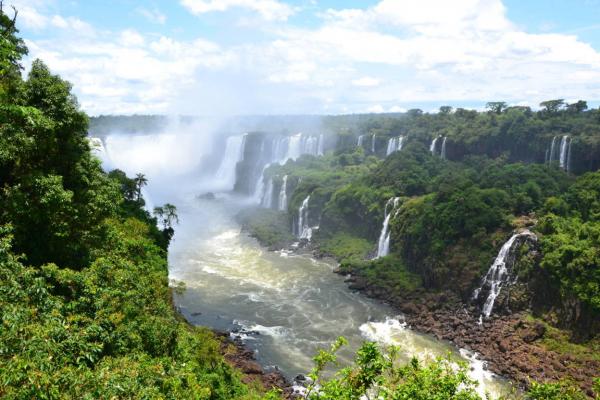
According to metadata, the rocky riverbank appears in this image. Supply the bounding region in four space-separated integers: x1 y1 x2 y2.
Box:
341 272 600 397
214 331 295 398
238 216 598 397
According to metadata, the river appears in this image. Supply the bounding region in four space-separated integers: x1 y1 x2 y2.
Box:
95 131 513 398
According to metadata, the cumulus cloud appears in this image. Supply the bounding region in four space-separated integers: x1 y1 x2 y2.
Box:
14 0 600 115
180 0 294 21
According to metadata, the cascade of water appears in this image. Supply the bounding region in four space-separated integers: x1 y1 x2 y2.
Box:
286 134 303 161
472 230 536 318
559 135 569 170
441 137 448 159
278 175 288 211
385 136 405 156
357 135 365 147
430 137 439 154
298 195 312 240
386 138 396 156
317 134 324 156
216 134 247 190
376 197 400 258
261 177 274 208
371 134 376 153
548 136 557 165
397 136 405 152
254 164 271 203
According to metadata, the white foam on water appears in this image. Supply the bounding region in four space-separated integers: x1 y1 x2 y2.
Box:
359 317 507 399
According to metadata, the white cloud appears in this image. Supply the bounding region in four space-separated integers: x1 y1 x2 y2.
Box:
120 29 145 47
137 7 166 24
180 0 294 21
352 76 380 87
367 104 385 113
15 0 600 115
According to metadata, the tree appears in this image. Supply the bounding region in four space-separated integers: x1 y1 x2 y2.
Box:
153 203 178 230
133 173 148 202
162 203 179 229
540 99 565 114
567 100 588 113
486 101 507 114
439 105 453 115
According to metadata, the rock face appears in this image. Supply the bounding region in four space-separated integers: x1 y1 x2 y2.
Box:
215 331 295 398
336 271 600 397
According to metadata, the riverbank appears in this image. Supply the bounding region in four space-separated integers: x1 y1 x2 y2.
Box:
339 271 600 397
238 211 599 397
216 331 295 398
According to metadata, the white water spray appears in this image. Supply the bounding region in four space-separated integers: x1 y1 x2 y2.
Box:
216 134 247 190
376 197 400 258
386 136 405 156
297 195 313 240
430 136 439 154
559 135 569 170
441 137 448 159
278 175 288 211
472 230 536 318
357 135 365 147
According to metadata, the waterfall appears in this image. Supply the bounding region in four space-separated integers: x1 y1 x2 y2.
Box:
376 197 400 258
440 137 448 159
472 230 537 318
430 137 439 154
278 175 288 211
88 137 112 168
386 136 404 156
254 164 271 203
216 134 247 190
261 177 274 208
253 133 325 204
317 134 324 156
548 136 557 165
357 135 365 147
559 135 569 170
297 195 312 240
371 134 376 153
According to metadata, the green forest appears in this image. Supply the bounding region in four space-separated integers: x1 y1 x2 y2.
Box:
2 4 600 400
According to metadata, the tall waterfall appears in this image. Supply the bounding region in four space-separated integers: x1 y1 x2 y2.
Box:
376 197 400 258
357 135 365 147
297 195 313 240
261 177 274 208
317 134 324 156
386 136 404 156
472 230 537 318
430 137 439 154
440 137 448 159
548 136 557 165
371 134 376 153
216 134 247 190
548 135 572 172
278 175 288 211
559 135 569 170
256 133 325 206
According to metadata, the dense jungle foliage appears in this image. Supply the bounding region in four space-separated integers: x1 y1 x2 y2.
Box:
3 5 599 399
0 10 268 399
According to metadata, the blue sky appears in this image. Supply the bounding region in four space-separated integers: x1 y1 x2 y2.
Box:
11 0 600 115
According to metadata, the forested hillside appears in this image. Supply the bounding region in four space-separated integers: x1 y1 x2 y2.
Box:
243 113 600 395
0 9 268 399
